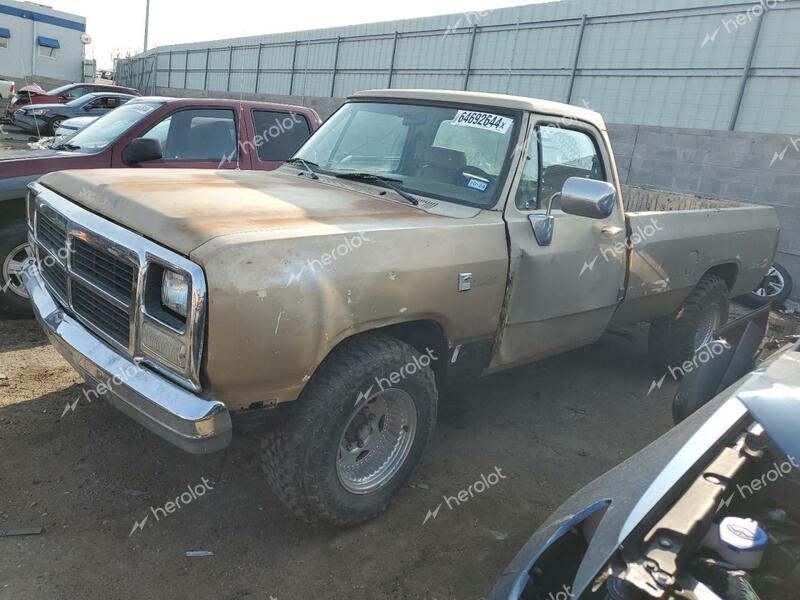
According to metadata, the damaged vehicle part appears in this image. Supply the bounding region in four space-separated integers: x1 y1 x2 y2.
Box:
488 340 800 600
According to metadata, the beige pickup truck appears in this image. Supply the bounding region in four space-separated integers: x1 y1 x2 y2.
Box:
22 89 779 525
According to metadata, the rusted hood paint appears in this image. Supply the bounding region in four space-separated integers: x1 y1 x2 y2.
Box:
38 168 444 255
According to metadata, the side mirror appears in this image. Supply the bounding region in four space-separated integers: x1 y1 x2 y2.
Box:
561 177 617 219
123 137 162 165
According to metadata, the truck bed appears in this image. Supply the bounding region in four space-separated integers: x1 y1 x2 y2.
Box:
610 185 779 326
621 185 749 213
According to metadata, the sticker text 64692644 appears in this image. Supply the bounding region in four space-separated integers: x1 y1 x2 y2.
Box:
451 110 513 134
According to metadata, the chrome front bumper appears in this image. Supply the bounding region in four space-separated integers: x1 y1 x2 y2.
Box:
22 259 232 454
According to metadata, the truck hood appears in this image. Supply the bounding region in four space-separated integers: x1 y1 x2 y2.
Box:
38 168 459 256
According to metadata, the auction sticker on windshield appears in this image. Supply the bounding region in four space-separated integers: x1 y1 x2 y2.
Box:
451 111 512 134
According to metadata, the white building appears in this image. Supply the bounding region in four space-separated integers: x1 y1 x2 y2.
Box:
0 0 88 86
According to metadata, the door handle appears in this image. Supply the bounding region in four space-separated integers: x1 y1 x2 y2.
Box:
601 226 623 236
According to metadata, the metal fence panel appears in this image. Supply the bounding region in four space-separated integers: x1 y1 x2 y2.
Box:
260 44 295 69
338 38 394 69
257 72 291 94
736 76 800 133
116 0 800 133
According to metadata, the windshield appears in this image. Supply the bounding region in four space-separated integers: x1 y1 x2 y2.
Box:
294 101 519 207
55 101 164 152
46 84 73 96
66 94 93 107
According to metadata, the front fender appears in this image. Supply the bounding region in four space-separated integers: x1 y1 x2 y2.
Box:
191 220 508 410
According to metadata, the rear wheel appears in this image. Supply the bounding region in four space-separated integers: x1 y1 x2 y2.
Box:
741 262 793 308
0 220 34 318
648 274 730 372
261 333 438 526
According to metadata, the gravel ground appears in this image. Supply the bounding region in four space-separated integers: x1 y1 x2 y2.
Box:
0 122 41 151
0 310 796 600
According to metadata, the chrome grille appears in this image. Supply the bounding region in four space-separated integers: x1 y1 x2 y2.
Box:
40 260 68 301
71 280 131 347
28 181 207 392
37 210 67 255
33 206 137 353
72 237 137 304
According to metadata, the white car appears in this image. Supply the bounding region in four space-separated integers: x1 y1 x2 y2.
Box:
0 78 14 99
54 115 99 141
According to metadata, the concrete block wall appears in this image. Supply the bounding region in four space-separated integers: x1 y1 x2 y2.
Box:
608 123 800 297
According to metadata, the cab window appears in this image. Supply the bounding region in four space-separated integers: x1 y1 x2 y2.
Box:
141 109 237 162
515 124 606 211
251 111 311 161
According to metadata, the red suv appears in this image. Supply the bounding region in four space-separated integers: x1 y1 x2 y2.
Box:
7 82 141 121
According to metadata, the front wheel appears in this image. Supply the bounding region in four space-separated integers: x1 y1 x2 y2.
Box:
0 220 34 318
47 117 65 136
261 333 438 526
648 274 730 372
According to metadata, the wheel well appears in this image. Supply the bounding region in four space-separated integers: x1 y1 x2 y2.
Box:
374 320 448 385
324 320 449 387
705 263 738 292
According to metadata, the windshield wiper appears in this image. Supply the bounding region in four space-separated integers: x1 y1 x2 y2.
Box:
51 142 81 151
333 173 419 206
285 157 319 180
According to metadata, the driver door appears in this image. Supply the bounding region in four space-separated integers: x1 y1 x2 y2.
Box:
490 117 627 371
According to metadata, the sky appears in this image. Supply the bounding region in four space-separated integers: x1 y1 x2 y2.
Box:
41 0 546 70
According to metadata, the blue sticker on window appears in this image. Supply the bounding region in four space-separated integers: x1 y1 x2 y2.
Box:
467 178 489 192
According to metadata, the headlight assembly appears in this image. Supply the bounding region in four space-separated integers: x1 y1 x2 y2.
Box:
161 269 189 318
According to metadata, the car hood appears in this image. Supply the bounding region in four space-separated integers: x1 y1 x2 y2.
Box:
0 148 76 162
489 344 800 600
16 102 64 112
37 168 468 256
18 83 47 95
60 116 98 128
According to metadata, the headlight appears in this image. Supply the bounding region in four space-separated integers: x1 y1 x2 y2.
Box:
29 108 49 116
161 270 189 317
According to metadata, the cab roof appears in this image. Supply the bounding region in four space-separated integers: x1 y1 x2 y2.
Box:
350 89 606 131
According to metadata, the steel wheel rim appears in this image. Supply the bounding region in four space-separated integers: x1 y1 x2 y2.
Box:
336 388 417 494
694 303 721 350
755 266 785 299
2 242 33 299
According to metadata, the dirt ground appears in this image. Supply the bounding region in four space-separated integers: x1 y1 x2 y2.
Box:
0 310 796 600
0 122 42 151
